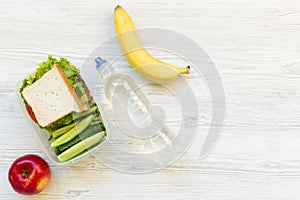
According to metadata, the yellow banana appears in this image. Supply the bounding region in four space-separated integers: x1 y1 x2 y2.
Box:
114 5 190 83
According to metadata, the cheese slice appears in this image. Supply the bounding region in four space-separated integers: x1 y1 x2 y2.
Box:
22 64 85 127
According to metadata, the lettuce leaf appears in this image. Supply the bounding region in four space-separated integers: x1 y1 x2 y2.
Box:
45 114 74 132
45 106 100 132
73 81 85 98
19 55 80 94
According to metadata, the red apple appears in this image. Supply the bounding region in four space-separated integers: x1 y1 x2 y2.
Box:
8 154 51 195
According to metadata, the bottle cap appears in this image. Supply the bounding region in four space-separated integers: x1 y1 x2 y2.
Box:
95 57 107 69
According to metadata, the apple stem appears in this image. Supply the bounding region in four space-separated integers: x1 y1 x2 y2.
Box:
22 169 29 178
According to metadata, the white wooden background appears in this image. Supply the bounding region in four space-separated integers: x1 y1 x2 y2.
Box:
1 0 300 199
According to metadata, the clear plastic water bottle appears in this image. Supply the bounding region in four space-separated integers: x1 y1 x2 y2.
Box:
96 57 153 136
95 57 177 160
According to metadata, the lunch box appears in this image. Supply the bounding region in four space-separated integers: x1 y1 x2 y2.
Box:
17 82 109 166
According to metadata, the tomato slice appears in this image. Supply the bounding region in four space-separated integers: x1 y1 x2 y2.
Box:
25 104 37 123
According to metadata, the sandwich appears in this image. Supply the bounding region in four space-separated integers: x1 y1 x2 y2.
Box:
22 64 89 127
19 55 106 162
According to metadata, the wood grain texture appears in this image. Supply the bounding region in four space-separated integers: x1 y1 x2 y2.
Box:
1 0 300 199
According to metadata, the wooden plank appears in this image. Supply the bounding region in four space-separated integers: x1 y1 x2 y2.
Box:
0 0 300 199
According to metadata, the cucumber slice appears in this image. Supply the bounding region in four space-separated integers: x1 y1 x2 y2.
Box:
51 115 94 147
57 122 105 153
51 123 75 138
57 131 106 162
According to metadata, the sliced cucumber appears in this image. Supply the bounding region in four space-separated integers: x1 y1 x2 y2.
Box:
57 131 106 162
48 136 61 155
51 123 75 138
72 106 98 121
51 115 94 147
57 122 105 153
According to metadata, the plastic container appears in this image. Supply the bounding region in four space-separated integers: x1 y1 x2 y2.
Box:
17 76 108 166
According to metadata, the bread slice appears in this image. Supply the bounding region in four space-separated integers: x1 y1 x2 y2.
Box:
22 64 86 127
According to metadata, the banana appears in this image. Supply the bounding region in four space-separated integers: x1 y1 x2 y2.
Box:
114 5 190 83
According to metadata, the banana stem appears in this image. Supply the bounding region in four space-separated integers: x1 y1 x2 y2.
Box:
178 66 190 74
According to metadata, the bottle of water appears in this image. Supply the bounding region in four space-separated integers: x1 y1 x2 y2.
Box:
95 57 177 164
95 57 153 134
